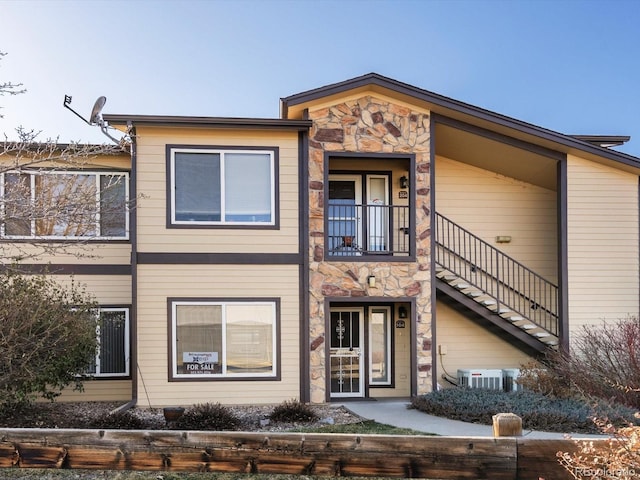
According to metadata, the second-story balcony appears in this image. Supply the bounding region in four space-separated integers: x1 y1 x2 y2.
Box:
327 202 410 258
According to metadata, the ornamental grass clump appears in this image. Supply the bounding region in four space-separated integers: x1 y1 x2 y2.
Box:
174 403 240 431
89 410 148 430
270 399 319 423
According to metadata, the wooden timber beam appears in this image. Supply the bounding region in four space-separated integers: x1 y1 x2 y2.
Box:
0 429 595 479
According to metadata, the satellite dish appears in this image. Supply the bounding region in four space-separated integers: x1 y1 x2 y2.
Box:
63 93 121 145
89 96 107 125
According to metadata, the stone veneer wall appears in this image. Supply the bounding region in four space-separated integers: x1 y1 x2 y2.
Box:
307 95 432 403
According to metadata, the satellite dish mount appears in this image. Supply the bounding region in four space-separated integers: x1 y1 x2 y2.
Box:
63 95 120 144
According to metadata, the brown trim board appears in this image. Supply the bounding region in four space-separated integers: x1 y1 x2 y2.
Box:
136 252 301 265
299 128 311 403
429 113 437 394
557 157 569 354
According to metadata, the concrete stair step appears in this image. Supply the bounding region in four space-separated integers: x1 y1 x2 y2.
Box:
462 289 483 297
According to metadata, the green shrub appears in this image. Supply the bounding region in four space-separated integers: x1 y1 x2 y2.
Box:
270 399 319 423
90 410 147 430
174 403 240 431
0 272 98 409
410 388 639 434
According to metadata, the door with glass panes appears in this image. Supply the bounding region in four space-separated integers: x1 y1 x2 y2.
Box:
329 309 364 398
328 174 389 255
329 307 393 398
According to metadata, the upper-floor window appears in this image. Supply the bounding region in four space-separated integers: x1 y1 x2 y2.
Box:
86 307 130 378
0 171 129 239
169 148 275 226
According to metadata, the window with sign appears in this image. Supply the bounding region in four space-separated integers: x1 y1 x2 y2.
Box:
171 300 277 379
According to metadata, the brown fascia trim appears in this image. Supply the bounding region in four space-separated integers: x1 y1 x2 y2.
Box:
103 114 312 132
570 135 631 148
281 72 640 169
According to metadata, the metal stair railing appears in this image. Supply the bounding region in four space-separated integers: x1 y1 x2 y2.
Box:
435 213 559 336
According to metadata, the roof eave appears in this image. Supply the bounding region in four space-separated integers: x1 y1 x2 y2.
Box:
282 73 640 168
103 114 312 131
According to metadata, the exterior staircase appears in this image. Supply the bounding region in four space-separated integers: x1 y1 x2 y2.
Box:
435 213 559 352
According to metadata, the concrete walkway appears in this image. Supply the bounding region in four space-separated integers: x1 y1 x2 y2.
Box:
342 399 607 439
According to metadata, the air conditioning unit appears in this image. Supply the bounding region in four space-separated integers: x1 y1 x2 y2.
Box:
457 369 503 390
502 368 523 392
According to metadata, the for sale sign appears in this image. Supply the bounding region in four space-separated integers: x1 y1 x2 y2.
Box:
183 352 219 374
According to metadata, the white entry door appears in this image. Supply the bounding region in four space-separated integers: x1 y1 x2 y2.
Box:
329 308 364 398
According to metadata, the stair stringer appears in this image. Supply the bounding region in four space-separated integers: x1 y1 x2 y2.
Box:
436 277 551 355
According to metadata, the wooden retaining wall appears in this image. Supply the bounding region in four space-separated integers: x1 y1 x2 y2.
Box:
0 429 596 479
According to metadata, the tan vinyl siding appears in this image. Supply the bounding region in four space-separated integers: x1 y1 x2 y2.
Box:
41 274 132 402
135 128 299 254
566 154 639 334
435 156 558 282
136 264 299 407
53 380 131 403
435 301 532 386
0 244 131 265
0 152 130 170
51 274 131 304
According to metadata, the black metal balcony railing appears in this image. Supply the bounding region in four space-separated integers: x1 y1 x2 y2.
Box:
327 202 410 256
435 213 559 336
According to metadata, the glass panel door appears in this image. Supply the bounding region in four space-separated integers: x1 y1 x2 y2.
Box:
329 309 364 398
369 307 391 385
366 175 389 253
328 175 362 256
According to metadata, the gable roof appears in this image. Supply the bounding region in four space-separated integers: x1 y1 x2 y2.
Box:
281 73 640 170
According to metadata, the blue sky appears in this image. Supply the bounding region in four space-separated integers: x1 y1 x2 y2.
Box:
1 0 639 156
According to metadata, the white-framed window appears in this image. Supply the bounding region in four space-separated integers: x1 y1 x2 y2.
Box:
368 306 392 386
86 308 130 378
171 300 277 379
0 171 129 239
169 148 275 226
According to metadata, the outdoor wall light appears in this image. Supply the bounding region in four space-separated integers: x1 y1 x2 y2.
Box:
399 175 408 189
495 236 512 244
367 275 376 288
398 306 408 318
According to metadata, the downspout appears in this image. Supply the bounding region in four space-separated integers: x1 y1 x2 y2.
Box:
557 157 569 354
113 124 138 413
429 114 438 393
299 111 311 403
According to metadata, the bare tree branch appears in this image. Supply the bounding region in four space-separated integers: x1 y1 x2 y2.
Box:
0 51 137 266
0 52 26 118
